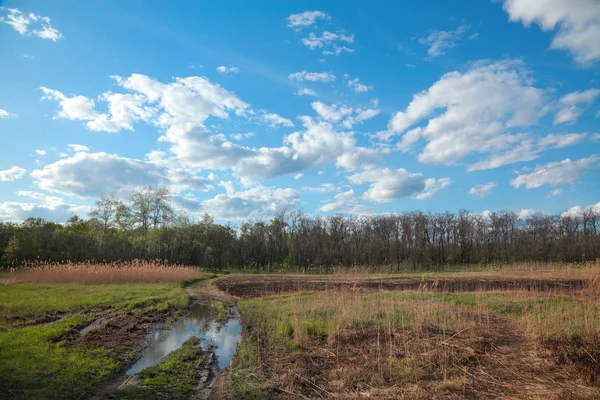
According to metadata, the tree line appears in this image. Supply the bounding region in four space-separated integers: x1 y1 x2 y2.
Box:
1 187 599 271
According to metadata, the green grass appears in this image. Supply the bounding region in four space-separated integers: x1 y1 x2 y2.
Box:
0 282 190 400
209 300 228 323
116 337 205 400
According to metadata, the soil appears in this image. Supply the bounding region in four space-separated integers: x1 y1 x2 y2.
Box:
215 275 588 299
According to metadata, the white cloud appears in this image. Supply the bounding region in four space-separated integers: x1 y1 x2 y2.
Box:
311 102 353 123
336 147 380 170
300 31 355 55
562 202 600 217
288 70 336 82
389 60 547 166
319 189 373 214
349 168 432 203
554 88 600 125
502 0 600 66
35 149 46 156
296 88 317 96
415 177 452 200
467 132 587 171
230 132 254 141
0 201 90 223
294 173 303 180
202 185 299 219
41 73 379 183
40 87 156 133
347 78 373 93
546 188 563 198
510 155 599 189
262 112 294 128
518 209 540 219
302 183 337 193
468 182 497 197
419 24 470 57
68 144 90 152
311 101 380 129
0 166 26 182
30 151 213 198
0 108 18 118
216 66 241 74
287 11 329 30
0 7 63 41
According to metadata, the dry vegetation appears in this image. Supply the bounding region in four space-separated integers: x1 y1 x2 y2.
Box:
1 260 203 284
227 263 600 399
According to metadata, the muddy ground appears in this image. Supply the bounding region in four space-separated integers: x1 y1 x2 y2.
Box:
215 275 588 298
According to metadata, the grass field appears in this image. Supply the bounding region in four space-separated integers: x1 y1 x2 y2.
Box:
2 262 600 399
0 262 211 400
225 264 600 399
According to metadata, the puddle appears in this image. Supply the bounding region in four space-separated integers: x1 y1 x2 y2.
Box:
126 301 241 375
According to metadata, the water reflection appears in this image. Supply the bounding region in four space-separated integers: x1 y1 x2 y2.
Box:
126 302 241 375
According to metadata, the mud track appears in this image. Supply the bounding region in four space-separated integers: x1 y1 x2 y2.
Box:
215 275 587 299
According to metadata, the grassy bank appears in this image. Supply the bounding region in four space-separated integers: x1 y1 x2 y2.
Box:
0 282 190 400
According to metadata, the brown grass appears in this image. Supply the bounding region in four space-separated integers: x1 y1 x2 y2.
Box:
1 260 203 284
230 263 600 399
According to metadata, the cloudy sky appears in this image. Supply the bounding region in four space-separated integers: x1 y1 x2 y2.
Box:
1 0 599 222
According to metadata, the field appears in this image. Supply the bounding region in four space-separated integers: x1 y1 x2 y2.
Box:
1 262 600 399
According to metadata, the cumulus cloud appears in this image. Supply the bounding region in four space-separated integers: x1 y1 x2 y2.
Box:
415 178 452 200
319 189 373 214
287 11 329 30
419 24 471 57
0 7 63 41
502 0 600 66
35 149 46 156
0 166 26 181
467 133 587 171
230 132 254 141
510 155 599 189
41 73 380 184
311 102 380 129
40 87 156 133
468 182 497 197
347 78 373 93
288 71 336 82
348 168 446 203
262 112 294 128
202 185 299 219
389 60 548 166
0 201 90 223
30 151 213 198
0 108 18 118
216 66 240 74
554 88 600 125
562 201 600 217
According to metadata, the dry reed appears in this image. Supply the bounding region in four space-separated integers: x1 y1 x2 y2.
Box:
1 260 203 284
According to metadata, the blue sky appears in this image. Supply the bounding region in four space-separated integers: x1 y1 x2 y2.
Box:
0 0 599 222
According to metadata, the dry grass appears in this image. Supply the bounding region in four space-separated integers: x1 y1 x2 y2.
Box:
230 266 600 399
1 260 203 284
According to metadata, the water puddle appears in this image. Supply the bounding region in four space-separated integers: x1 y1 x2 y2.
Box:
126 301 241 375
